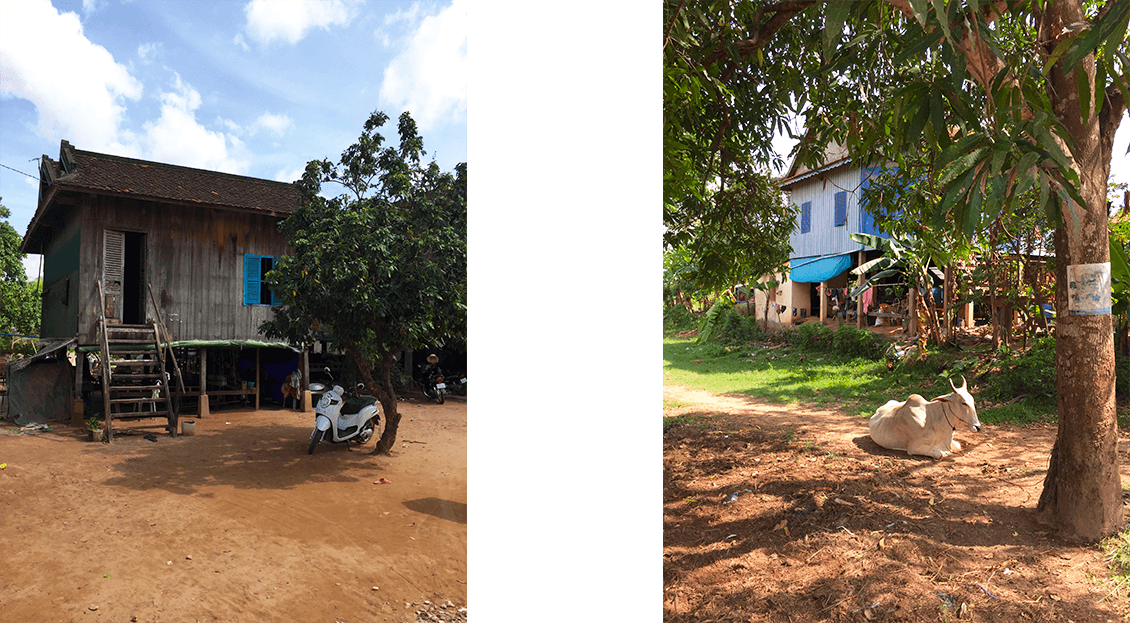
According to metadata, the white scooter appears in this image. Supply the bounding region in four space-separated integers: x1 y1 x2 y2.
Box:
307 370 380 454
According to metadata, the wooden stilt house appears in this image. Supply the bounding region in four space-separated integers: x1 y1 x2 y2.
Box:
18 140 305 439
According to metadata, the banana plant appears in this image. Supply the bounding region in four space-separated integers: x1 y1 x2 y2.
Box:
849 232 948 347
848 233 908 298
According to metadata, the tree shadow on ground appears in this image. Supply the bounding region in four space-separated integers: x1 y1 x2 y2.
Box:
97 411 385 495
403 497 467 524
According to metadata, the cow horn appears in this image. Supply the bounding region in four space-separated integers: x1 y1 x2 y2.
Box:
949 377 958 393
960 374 968 390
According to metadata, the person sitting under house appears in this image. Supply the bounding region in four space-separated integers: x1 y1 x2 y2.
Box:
282 369 302 410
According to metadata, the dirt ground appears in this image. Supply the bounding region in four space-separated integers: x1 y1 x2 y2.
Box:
0 397 466 623
663 384 1130 623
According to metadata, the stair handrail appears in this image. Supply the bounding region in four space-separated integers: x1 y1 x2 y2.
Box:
95 280 113 441
147 284 187 401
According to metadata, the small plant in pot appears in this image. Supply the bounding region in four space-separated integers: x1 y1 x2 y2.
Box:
86 417 105 442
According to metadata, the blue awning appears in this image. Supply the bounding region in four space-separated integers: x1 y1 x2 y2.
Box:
789 253 853 283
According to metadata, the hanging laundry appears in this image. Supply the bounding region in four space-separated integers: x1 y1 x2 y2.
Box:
860 287 874 315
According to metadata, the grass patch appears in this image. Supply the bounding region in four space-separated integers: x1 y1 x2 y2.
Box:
663 335 1059 425
1099 528 1130 601
663 414 710 429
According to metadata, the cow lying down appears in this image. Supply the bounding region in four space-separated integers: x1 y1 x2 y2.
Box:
869 376 982 459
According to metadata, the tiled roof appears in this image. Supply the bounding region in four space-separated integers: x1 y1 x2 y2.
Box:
48 141 299 214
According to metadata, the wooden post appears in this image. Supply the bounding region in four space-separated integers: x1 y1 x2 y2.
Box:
301 347 310 411
819 282 828 325
72 348 84 427
964 301 975 328
198 348 209 418
255 347 261 411
856 250 865 330
908 288 918 336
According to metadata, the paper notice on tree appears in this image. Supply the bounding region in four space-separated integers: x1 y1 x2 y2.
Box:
1067 262 1111 315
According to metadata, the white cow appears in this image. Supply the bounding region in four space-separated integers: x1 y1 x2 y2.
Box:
869 376 981 459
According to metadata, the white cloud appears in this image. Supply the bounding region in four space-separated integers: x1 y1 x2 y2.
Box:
137 41 161 63
212 112 293 138
82 0 101 14
274 165 307 184
375 3 421 45
0 0 143 154
243 0 359 46
250 112 294 136
139 75 249 175
378 1 466 131
233 33 250 52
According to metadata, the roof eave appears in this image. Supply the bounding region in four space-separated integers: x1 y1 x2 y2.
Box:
779 156 854 190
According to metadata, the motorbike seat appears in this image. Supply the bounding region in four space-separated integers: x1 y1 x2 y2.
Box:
341 395 378 415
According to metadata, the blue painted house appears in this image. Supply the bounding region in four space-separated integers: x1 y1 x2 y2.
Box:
754 143 890 329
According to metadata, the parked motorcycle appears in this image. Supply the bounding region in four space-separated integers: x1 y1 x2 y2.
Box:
308 366 333 404
307 369 380 454
448 372 467 396
417 354 447 404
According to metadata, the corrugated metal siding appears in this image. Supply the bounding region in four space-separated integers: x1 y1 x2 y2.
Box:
788 165 867 259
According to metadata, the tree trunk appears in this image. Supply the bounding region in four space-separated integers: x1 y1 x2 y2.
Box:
856 250 865 330
346 343 402 455
944 264 953 342
1038 228 1119 540
762 291 771 333
1035 0 1121 541
989 224 1001 349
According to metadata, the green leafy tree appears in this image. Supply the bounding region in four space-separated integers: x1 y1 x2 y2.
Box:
261 112 467 455
665 0 1130 540
664 2 801 301
0 199 40 341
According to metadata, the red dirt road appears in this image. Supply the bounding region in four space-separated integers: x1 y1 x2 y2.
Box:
0 399 466 623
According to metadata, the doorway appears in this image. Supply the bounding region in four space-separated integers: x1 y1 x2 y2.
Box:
103 229 146 324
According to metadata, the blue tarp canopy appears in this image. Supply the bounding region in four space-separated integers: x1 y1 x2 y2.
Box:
790 253 853 283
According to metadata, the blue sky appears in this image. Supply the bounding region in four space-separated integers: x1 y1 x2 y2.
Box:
0 0 467 279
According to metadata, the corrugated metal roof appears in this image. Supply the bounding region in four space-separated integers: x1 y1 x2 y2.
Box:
779 156 854 189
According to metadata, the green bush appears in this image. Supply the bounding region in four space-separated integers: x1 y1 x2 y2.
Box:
1116 352 1130 404
831 326 885 360
981 337 1056 402
789 322 834 350
663 303 696 333
780 323 884 360
718 310 763 346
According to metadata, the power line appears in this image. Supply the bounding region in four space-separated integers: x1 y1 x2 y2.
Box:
0 163 38 181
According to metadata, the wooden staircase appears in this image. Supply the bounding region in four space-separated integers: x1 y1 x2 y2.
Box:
96 282 181 442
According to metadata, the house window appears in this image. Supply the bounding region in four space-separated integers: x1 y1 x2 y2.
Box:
243 254 280 306
800 201 812 234
834 191 847 227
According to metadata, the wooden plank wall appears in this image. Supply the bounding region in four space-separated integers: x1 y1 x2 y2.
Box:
75 194 292 344
39 207 82 339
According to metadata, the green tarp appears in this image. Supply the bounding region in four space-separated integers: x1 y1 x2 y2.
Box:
77 339 299 353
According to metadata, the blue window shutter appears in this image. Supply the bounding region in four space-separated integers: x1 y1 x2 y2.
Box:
244 254 262 305
268 258 280 306
834 191 847 226
800 202 812 233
